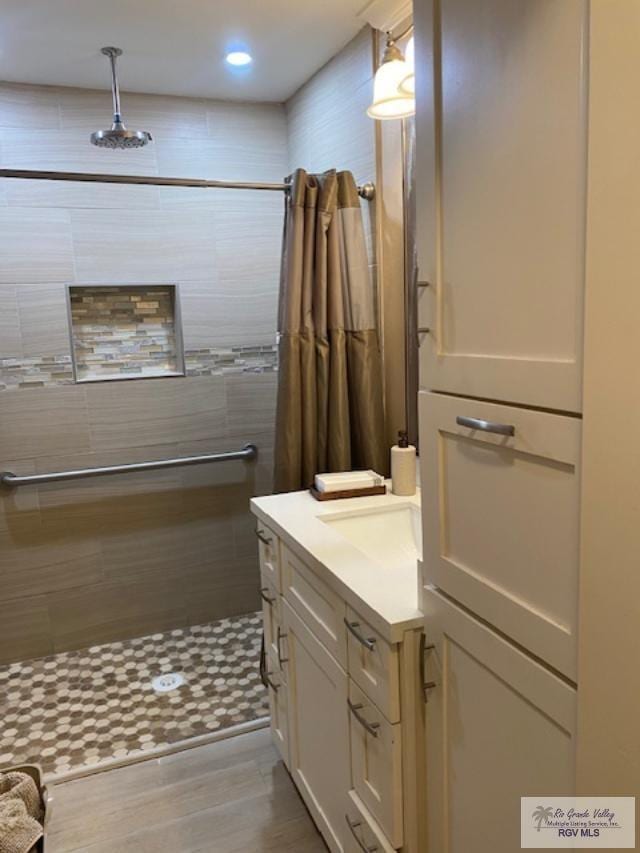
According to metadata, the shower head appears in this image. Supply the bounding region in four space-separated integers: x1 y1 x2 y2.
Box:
90 47 152 149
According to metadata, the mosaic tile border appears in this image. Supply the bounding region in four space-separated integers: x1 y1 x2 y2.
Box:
0 355 74 391
0 345 278 390
0 612 269 778
184 344 278 377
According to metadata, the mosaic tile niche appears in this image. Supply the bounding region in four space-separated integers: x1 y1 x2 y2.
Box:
69 285 183 382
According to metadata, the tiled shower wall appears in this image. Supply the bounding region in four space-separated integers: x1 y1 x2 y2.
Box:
0 28 377 665
0 82 287 663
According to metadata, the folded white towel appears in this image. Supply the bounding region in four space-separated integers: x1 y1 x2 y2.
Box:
315 470 384 492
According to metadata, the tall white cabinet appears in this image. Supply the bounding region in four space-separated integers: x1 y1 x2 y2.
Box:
415 1 589 849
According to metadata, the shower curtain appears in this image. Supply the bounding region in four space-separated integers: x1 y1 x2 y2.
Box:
273 168 387 493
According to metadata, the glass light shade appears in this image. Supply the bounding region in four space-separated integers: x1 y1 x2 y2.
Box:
399 36 415 96
367 58 416 120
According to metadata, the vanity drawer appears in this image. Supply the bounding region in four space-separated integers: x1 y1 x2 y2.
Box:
256 521 281 592
264 651 289 769
344 790 395 853
348 679 403 848
260 572 281 664
282 545 347 667
346 606 400 724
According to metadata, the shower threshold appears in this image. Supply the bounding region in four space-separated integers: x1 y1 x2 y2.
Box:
0 611 269 781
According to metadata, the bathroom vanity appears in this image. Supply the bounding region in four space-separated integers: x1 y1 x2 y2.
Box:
251 489 426 853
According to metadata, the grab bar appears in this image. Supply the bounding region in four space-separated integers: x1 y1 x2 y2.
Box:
0 444 258 488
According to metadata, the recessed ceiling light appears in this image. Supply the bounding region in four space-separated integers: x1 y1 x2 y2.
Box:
226 51 252 67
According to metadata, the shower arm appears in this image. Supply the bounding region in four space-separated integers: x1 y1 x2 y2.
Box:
103 47 124 125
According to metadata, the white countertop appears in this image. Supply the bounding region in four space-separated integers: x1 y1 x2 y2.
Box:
251 486 423 643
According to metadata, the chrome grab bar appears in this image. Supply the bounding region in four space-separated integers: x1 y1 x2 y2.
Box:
0 444 258 488
456 415 515 437
347 699 380 738
345 816 378 852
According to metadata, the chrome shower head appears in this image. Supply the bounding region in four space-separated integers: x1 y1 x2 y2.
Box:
90 47 152 149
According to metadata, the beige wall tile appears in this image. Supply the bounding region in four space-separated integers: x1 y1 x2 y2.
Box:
0 385 90 460
5 178 161 210
85 376 227 451
0 208 74 283
0 286 21 357
0 595 52 664
180 280 278 349
71 208 218 282
46 577 190 653
225 372 278 434
0 127 158 176
58 87 209 139
286 28 375 188
0 83 61 130
213 192 283 283
0 551 104 603
206 101 288 182
17 283 71 357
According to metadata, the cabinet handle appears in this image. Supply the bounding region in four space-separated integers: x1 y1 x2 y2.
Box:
419 633 437 703
277 626 288 666
348 699 380 738
456 415 515 437
256 529 272 546
345 815 379 852
260 587 276 606
344 618 376 652
417 280 430 288
264 671 280 693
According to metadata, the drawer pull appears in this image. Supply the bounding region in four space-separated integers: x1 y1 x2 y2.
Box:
345 815 379 852
264 671 280 693
277 626 289 666
456 415 515 437
260 587 276 606
256 529 273 546
420 633 437 702
345 618 376 652
348 699 380 738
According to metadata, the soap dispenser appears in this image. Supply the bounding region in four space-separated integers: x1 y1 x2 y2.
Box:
391 430 416 496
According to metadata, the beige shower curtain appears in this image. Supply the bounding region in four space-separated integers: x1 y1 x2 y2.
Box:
273 168 387 493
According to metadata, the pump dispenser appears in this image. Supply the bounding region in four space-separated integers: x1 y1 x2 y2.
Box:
391 429 416 496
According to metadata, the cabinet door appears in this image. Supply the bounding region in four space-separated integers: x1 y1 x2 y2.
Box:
415 0 588 412
282 599 350 853
423 587 576 853
349 679 403 847
420 391 580 679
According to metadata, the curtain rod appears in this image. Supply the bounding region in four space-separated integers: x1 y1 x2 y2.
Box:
0 169 376 200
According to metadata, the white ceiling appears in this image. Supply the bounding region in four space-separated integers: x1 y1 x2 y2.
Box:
0 0 369 102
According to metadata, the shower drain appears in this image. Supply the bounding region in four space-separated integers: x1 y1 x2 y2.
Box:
151 672 186 693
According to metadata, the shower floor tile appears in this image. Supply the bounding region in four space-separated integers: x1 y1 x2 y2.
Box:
0 611 269 779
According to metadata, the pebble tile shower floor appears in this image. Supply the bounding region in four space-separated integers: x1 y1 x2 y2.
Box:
0 611 268 778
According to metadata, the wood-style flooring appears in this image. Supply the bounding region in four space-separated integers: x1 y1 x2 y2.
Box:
47 729 327 852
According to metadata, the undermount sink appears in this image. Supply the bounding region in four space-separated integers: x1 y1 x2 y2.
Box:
320 503 422 570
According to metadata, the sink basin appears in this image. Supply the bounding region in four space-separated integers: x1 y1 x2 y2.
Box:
320 503 422 570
